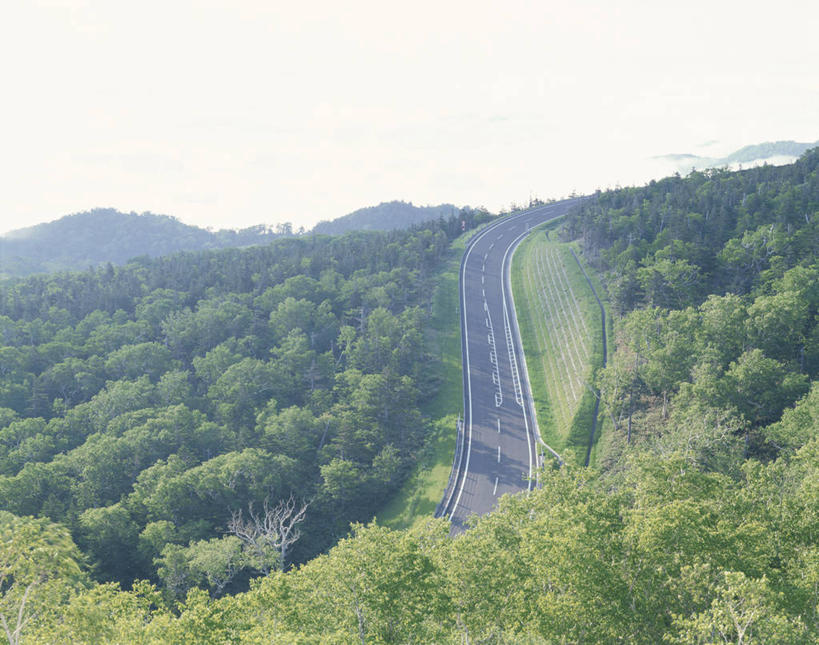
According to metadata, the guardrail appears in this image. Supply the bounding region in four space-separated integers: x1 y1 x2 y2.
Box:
435 415 464 517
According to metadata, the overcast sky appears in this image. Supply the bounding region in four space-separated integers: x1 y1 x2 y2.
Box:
1 0 817 234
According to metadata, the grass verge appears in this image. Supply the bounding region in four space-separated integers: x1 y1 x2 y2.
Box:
512 223 608 466
375 230 470 530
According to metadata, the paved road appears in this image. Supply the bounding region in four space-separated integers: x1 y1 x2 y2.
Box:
440 199 583 532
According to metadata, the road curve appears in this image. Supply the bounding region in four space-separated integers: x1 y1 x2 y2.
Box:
439 198 583 532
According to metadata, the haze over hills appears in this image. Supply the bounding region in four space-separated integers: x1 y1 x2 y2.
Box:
2 140 813 280
0 209 285 278
311 200 459 235
653 139 818 174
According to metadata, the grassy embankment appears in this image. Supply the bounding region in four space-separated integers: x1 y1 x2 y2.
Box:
512 221 610 466
375 228 471 530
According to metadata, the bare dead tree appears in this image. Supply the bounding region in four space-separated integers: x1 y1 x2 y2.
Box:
228 495 308 574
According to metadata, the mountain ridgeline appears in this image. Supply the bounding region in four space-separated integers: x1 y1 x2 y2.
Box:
311 200 458 236
0 209 289 278
654 138 819 173
1 150 819 642
0 202 461 279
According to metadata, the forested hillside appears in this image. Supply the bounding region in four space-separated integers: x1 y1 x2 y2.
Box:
0 207 489 595
563 146 818 468
2 150 819 643
311 200 457 235
0 209 288 277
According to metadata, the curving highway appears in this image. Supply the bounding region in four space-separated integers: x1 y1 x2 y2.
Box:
439 198 583 532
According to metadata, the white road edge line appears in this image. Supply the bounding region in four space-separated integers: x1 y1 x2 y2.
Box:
501 227 536 490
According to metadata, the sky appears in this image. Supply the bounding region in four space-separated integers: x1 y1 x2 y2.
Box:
1 0 817 235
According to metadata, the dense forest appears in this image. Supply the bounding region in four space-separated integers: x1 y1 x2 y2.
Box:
0 208 488 595
563 147 818 468
311 201 458 236
0 209 290 278
2 149 819 643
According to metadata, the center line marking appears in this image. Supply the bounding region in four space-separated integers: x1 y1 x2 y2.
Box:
497 445 501 462
493 476 499 495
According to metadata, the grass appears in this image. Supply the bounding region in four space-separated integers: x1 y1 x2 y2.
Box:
567 239 614 468
375 229 471 530
512 223 608 466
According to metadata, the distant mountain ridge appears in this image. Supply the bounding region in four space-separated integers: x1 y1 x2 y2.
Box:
312 200 458 235
0 208 282 278
655 139 819 172
0 201 462 279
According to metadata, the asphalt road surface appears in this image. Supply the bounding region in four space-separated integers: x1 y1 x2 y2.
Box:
440 199 583 532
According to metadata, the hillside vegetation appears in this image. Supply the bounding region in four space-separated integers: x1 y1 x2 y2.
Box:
564 147 818 470
0 209 288 277
0 209 489 596
2 150 819 642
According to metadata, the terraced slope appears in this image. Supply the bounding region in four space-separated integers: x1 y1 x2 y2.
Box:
512 227 607 464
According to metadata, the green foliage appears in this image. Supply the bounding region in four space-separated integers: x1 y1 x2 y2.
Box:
566 151 819 468
157 536 244 597
18 427 819 642
566 147 819 307
6 150 819 641
0 512 87 644
0 212 483 592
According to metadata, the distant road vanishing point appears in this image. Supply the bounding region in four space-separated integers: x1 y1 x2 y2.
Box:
437 198 584 532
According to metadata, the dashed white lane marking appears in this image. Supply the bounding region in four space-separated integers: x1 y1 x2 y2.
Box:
481 275 484 285
497 445 501 463
493 476 499 495
497 418 501 433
